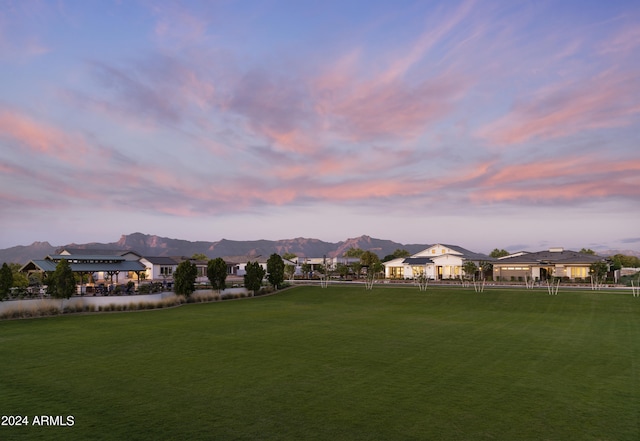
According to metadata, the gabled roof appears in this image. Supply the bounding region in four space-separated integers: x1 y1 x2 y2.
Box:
57 248 141 257
439 244 494 261
412 244 494 261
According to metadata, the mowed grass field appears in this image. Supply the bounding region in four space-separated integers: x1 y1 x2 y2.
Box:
1 285 639 440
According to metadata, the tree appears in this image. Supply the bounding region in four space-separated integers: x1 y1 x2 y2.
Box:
611 254 640 270
343 247 364 259
0 262 13 300
360 250 381 285
589 261 609 290
9 263 28 288
360 250 380 268
50 259 76 300
284 262 296 281
301 263 311 279
580 248 596 255
316 264 329 288
478 261 492 280
382 249 410 262
244 261 265 296
267 254 285 289
489 248 509 258
207 258 227 293
282 252 297 262
281 253 297 281
462 261 478 280
174 260 198 297
364 261 384 290
192 253 208 261
336 262 350 279
351 262 363 279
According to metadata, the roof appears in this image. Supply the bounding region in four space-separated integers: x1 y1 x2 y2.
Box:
494 249 605 265
21 260 146 273
47 254 126 262
403 257 434 265
440 244 494 261
57 248 141 257
142 256 179 265
413 243 494 261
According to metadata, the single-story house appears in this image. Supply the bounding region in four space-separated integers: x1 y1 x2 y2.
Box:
492 248 608 281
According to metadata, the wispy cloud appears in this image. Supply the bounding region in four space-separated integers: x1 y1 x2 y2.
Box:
1 1 638 249
0 108 89 162
478 68 640 145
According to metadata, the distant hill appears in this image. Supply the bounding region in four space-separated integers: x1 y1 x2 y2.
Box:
0 241 57 265
0 233 429 265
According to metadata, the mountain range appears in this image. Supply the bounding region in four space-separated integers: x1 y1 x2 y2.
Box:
0 233 430 264
1 233 638 265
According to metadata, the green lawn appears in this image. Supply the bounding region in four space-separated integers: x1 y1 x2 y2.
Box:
1 285 638 440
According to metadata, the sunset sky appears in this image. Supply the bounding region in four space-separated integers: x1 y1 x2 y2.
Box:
1 0 639 253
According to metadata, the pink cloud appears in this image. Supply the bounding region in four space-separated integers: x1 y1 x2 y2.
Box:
598 22 640 56
0 109 89 162
469 157 640 203
479 64 640 147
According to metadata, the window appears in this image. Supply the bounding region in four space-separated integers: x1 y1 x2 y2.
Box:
571 267 587 278
160 266 173 276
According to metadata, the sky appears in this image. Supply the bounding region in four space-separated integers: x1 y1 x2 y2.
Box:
1 0 639 254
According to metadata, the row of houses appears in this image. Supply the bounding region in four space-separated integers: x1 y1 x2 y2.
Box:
19 244 613 291
384 244 611 281
19 248 237 291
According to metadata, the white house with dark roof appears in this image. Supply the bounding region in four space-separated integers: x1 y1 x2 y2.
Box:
139 256 179 283
383 244 493 280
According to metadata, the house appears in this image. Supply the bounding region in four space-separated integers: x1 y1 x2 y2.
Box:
383 244 493 280
234 256 297 277
139 256 179 283
492 248 608 281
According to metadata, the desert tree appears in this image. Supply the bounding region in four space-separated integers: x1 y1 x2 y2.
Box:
336 262 350 280
462 261 478 282
207 257 228 293
364 261 384 290
174 260 198 297
282 253 297 281
316 264 329 288
244 261 265 296
589 261 609 291
267 253 285 289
